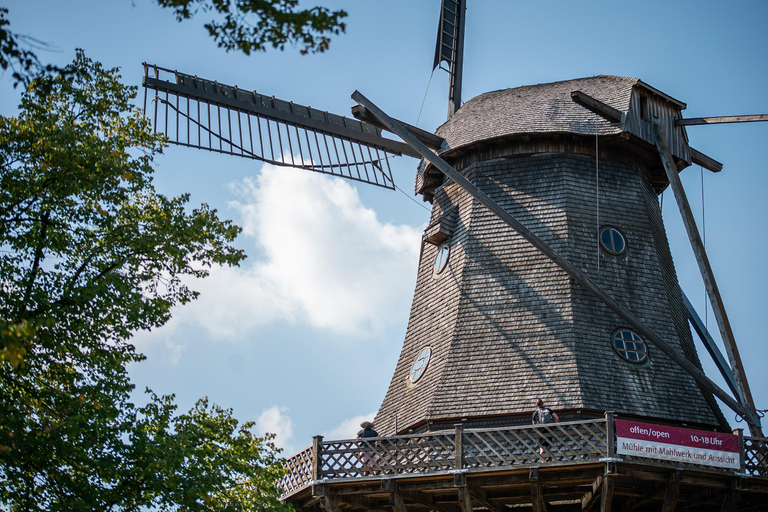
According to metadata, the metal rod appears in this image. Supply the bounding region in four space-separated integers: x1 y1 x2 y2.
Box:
352 89 759 426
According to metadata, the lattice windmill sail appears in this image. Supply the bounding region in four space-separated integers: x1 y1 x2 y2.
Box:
142 63 421 190
145 0 768 507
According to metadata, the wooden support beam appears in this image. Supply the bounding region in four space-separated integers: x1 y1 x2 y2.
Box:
654 122 763 435
467 485 506 512
529 468 548 512
690 147 723 173
389 491 408 512
457 487 474 512
719 489 740 512
675 114 768 126
620 480 665 512
581 476 602 511
570 90 624 123
351 90 757 432
382 479 461 512
599 475 614 512
323 496 344 512
335 494 391 512
661 471 681 512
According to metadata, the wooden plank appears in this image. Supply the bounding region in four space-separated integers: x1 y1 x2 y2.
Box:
690 147 723 173
351 90 757 428
382 480 462 512
654 122 762 435
675 114 768 126
570 90 624 123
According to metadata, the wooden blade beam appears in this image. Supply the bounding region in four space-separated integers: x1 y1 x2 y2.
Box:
654 122 762 436
352 89 760 428
690 147 723 173
433 0 467 119
676 114 768 126
351 105 445 151
570 91 624 123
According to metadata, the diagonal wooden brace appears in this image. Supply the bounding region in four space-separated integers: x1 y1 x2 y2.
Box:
654 123 762 436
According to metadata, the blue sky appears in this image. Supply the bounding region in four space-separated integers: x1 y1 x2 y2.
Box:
2 0 767 452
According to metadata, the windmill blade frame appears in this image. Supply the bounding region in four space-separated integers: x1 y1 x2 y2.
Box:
142 63 420 190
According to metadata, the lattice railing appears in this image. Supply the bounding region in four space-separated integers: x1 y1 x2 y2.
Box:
280 445 313 496
463 419 608 468
279 419 768 499
745 436 768 478
321 431 457 478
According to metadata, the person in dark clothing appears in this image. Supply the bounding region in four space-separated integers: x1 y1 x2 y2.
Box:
357 421 378 438
356 421 379 473
531 399 559 458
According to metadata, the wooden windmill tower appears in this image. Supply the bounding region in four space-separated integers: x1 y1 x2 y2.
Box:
143 0 768 509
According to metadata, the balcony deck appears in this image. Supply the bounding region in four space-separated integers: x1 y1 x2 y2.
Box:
280 415 768 511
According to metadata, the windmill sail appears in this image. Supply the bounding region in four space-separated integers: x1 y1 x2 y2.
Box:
141 64 417 190
433 0 466 119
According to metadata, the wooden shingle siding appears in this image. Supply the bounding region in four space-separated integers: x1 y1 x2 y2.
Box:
376 152 722 436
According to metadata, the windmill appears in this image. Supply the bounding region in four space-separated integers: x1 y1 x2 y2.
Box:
143 0 768 508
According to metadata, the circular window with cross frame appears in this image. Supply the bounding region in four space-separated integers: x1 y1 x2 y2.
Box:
409 347 432 384
612 329 649 365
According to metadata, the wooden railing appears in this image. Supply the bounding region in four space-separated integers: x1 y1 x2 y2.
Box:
745 436 768 476
279 418 768 499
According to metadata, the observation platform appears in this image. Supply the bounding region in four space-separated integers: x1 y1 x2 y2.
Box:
280 414 768 512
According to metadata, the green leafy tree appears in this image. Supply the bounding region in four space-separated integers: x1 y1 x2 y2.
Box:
0 51 292 511
0 1 347 86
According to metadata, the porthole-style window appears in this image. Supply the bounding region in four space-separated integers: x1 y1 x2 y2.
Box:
613 330 648 364
409 347 431 383
600 226 626 255
434 243 451 274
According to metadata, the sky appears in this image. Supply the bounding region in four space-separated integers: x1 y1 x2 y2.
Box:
2 0 767 453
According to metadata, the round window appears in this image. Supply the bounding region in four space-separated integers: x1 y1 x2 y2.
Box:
409 347 432 383
612 330 648 364
600 227 626 255
434 243 451 274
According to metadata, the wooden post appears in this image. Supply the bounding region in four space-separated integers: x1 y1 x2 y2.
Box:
599 475 614 512
312 435 324 482
733 428 746 473
604 412 616 458
455 424 464 470
528 468 547 512
654 122 762 437
661 470 681 512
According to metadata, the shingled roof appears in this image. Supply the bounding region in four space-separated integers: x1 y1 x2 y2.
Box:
435 75 683 154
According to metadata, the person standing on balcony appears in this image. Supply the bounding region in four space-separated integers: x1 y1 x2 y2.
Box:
532 399 559 458
356 421 379 474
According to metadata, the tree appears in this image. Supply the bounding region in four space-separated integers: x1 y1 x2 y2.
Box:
1 1 347 86
0 51 292 511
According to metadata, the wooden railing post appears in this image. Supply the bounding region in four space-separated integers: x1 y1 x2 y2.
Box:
312 435 324 481
733 428 745 473
605 412 616 458
455 424 464 470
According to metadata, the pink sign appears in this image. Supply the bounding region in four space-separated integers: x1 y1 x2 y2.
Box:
615 419 740 469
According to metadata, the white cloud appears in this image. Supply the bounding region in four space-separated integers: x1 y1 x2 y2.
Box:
322 411 378 441
256 405 295 454
144 163 422 346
